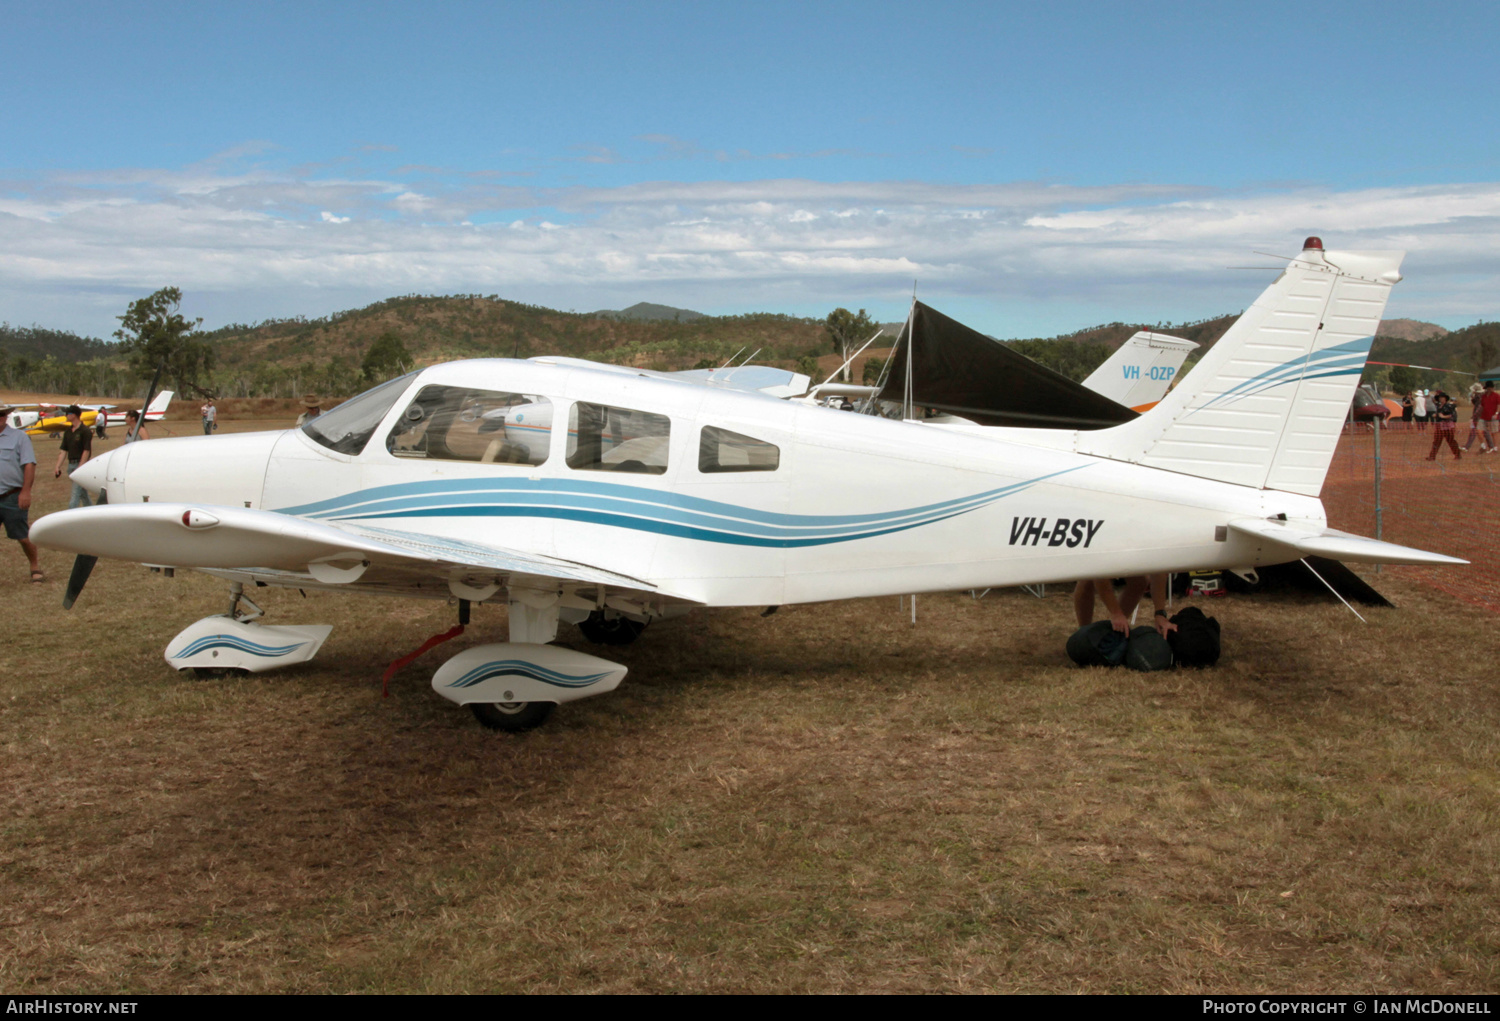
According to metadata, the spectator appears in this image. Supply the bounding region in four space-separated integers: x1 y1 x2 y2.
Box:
1463 383 1486 451
1479 380 1499 454
0 403 43 582
201 398 217 435
124 409 150 442
1426 391 1461 461
296 396 323 428
53 405 92 509
1413 389 1428 432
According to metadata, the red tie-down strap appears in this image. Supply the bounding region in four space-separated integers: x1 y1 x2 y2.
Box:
381 624 465 698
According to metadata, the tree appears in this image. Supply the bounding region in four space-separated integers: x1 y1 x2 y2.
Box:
362 331 412 383
825 308 879 382
114 287 212 396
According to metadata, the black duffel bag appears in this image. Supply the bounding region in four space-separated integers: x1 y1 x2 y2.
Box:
1066 620 1129 667
1124 625 1174 672
1168 605 1221 667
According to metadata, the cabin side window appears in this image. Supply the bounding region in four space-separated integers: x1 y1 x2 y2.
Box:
698 426 780 473
566 402 670 475
385 385 552 466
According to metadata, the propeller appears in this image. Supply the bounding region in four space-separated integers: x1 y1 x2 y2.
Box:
61 489 102 610
63 359 163 609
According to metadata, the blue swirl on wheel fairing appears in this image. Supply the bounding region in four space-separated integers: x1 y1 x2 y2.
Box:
445 660 614 690
171 635 307 658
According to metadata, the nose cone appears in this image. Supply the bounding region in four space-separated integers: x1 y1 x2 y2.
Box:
70 451 111 496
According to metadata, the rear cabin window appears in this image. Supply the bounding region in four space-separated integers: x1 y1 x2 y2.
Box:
385 385 552 465
698 426 780 473
566 402 670 475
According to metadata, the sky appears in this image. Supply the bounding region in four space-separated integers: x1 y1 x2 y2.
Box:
3 0 1498 340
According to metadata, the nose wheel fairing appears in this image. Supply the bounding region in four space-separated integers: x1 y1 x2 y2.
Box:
165 618 334 674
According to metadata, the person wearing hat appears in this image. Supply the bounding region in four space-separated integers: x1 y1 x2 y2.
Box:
1426 391 1461 461
1463 383 1489 452
296 396 323 428
52 405 92 509
0 402 43 582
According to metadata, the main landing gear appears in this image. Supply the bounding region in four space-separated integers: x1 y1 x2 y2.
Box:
164 582 638 730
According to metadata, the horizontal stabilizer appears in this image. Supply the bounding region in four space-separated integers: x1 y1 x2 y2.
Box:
31 503 665 591
1227 518 1467 566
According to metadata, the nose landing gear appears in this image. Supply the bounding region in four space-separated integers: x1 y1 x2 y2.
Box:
164 583 332 677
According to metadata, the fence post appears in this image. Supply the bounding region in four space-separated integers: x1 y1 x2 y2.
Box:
1373 421 1383 574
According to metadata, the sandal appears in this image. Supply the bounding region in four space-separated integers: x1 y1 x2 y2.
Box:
29 570 44 583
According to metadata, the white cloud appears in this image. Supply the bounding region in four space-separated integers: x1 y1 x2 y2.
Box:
2 160 1498 337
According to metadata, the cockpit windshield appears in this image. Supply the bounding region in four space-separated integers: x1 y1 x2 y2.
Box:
301 372 417 455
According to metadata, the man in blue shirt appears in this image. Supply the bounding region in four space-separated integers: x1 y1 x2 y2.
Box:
0 403 43 582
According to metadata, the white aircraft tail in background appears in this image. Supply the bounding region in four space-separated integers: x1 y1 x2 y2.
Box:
95 389 175 430
1081 331 1199 412
145 389 175 418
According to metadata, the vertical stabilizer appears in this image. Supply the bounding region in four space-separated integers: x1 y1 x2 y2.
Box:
1076 239 1403 495
147 390 175 415
1081 330 1199 411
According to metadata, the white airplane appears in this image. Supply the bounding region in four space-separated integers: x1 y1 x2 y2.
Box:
6 407 42 431
20 390 175 437
33 238 1464 731
1081 331 1199 412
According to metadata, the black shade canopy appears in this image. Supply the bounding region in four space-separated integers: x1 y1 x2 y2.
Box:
876 301 1138 429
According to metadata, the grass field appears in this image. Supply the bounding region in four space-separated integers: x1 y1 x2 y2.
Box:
4 425 1498 993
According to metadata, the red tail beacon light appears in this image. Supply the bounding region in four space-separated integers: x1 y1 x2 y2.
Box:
1303 236 1324 251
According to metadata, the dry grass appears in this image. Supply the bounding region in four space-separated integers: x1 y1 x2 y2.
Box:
3 427 1498 993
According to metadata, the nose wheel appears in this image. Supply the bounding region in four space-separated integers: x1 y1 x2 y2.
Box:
468 700 555 732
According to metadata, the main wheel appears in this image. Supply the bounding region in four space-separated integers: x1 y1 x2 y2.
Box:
469 700 555 732
577 609 646 646
187 666 248 679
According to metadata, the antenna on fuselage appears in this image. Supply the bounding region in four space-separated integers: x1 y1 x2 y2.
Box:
722 348 762 383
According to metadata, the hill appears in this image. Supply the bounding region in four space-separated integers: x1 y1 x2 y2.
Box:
1376 318 1448 342
0 324 113 362
200 294 827 397
591 301 706 322
1367 321 1500 393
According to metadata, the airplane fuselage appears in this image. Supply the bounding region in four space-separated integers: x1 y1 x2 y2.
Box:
88 358 1324 607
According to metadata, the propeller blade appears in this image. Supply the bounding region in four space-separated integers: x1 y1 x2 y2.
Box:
61 488 105 610
126 360 167 444
62 555 97 610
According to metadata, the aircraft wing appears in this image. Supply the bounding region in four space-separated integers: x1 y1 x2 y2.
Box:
1227 518 1467 566
31 502 673 596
